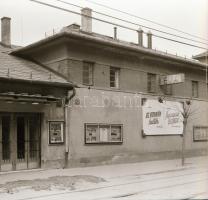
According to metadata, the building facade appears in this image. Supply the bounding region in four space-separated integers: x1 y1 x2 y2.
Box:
1 8 208 171
0 18 74 171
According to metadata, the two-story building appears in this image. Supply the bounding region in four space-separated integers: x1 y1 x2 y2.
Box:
1 8 208 171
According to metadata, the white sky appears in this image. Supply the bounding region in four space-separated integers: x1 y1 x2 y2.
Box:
0 0 207 58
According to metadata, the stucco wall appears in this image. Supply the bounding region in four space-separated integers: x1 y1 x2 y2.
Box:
67 88 208 166
28 41 207 100
22 38 208 167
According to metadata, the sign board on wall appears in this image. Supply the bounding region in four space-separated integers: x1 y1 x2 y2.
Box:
142 99 184 135
160 73 185 85
193 126 208 141
49 121 64 144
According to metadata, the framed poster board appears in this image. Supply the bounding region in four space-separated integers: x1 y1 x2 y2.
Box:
85 123 123 144
193 126 208 142
49 121 64 144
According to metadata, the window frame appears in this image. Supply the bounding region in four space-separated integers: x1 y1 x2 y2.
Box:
192 81 198 98
110 67 120 89
84 123 123 144
147 73 157 93
162 84 172 95
82 61 94 86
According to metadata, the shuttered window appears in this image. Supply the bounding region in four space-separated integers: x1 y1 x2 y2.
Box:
192 81 198 98
83 62 94 86
110 67 120 88
147 73 156 93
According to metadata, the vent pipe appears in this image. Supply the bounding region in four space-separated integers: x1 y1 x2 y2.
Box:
147 31 152 49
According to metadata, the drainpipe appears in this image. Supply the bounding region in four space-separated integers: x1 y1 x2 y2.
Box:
64 86 76 168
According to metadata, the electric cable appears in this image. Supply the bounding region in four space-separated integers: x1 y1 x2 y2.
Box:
84 0 208 42
30 0 208 51
54 0 208 46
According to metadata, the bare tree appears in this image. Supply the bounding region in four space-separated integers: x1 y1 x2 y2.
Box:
180 100 198 166
158 97 197 166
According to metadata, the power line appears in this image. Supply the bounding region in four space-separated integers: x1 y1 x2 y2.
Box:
30 0 208 51
54 0 208 46
85 0 208 42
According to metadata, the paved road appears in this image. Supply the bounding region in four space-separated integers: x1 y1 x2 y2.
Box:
29 167 208 200
0 157 208 200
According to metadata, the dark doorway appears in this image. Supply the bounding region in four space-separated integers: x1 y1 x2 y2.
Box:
17 117 25 161
0 113 41 171
2 116 11 162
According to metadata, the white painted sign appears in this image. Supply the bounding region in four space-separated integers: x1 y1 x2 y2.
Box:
142 99 184 135
160 73 185 85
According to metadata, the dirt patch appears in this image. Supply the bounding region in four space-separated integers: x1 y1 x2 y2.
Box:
0 175 105 194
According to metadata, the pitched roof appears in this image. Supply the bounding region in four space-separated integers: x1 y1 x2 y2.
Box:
0 44 73 87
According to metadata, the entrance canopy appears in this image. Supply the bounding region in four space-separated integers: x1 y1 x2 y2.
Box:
0 92 61 104
0 43 75 105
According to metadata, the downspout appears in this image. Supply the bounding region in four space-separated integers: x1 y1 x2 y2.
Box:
64 86 76 168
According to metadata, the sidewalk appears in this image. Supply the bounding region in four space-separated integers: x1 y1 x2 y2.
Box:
0 156 208 200
1 156 208 183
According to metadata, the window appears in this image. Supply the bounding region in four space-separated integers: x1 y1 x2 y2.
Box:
162 85 172 95
85 124 123 144
110 67 120 88
82 61 94 86
147 73 156 93
192 81 198 98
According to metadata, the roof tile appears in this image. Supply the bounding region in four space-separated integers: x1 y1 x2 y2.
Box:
0 44 70 85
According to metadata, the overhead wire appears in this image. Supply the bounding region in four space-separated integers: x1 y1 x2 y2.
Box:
53 0 208 46
30 0 208 51
84 0 208 42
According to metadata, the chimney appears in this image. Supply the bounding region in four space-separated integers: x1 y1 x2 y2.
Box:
81 7 92 32
1 17 11 47
114 27 117 40
147 31 152 49
137 28 143 47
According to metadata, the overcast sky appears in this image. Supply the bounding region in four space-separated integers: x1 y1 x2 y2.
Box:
0 0 207 58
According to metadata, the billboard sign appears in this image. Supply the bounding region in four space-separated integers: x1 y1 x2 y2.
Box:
142 99 184 135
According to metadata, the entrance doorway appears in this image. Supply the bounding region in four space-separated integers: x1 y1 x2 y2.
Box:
0 113 41 171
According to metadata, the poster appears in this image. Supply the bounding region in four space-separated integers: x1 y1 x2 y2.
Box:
111 126 122 141
142 99 183 135
99 127 109 142
85 125 98 143
49 121 64 144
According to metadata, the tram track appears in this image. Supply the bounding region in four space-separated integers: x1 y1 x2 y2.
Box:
12 168 208 200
